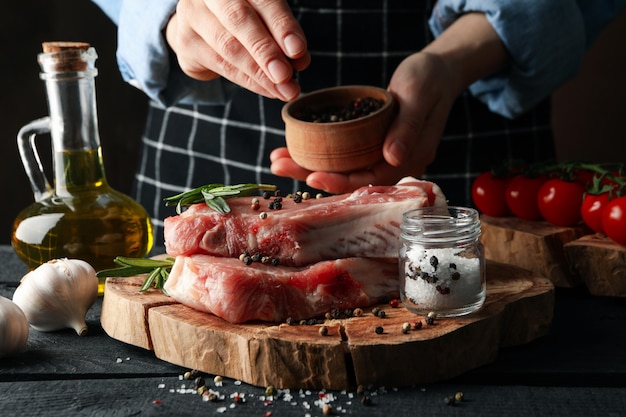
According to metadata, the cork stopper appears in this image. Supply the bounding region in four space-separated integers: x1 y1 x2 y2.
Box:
41 41 93 72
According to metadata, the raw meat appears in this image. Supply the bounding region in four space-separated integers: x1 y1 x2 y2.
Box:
163 254 400 323
164 177 447 266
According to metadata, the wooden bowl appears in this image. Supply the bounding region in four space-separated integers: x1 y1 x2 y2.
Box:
281 85 395 172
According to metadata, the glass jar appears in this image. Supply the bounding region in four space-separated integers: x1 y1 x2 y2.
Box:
399 206 486 317
12 42 153 295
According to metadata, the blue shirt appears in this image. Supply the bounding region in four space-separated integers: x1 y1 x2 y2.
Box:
91 0 626 119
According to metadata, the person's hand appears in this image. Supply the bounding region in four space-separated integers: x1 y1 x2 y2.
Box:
271 12 507 194
165 0 311 101
270 51 461 194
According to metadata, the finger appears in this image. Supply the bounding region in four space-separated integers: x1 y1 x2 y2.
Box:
269 155 312 181
269 147 290 162
168 4 282 98
248 0 308 59
212 0 299 84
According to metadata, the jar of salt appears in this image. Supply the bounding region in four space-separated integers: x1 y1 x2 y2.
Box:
399 206 486 317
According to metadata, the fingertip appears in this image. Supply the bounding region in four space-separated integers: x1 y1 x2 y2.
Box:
283 33 307 58
384 140 406 167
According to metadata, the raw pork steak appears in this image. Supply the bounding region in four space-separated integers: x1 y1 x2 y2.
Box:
164 177 446 266
163 254 400 323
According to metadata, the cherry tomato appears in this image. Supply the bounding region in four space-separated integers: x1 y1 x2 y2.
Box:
537 178 586 227
602 196 626 246
581 193 611 234
471 171 511 217
505 175 547 221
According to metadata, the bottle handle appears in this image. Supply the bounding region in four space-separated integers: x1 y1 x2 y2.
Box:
17 117 54 202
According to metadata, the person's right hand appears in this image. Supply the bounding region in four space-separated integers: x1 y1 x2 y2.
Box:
165 0 311 101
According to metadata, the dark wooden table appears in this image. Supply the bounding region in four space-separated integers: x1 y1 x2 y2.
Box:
1 245 625 416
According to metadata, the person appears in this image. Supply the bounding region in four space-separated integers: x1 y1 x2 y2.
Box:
91 0 625 244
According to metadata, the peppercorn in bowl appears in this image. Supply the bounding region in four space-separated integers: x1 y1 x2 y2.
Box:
281 85 396 172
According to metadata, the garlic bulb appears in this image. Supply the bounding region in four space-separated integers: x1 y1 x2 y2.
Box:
0 295 29 358
12 258 98 336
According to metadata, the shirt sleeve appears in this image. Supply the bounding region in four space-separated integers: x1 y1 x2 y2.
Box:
429 0 626 119
90 0 226 107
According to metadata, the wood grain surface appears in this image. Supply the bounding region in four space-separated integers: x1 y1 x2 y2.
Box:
480 215 591 287
564 234 626 297
101 260 554 390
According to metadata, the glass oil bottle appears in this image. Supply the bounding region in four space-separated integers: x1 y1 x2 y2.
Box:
12 42 153 294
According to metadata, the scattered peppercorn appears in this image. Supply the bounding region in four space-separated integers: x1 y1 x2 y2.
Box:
286 317 296 325
360 395 372 406
371 307 381 316
375 326 384 334
322 404 333 415
197 385 208 395
356 385 365 395
414 320 423 330
425 312 436 325
213 375 223 384
259 211 268 219
194 376 205 389
444 395 456 406
455 391 464 402
293 193 303 203
184 369 200 380
353 308 364 317
263 191 272 199
265 385 278 397
402 322 411 332
376 309 386 318
271 258 280 266
302 191 311 200
316 193 324 199
319 326 328 336
389 298 399 308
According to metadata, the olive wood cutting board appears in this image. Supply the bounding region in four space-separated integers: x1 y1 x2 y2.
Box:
480 215 626 296
101 260 554 390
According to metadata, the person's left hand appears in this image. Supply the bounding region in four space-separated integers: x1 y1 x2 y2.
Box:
270 51 461 194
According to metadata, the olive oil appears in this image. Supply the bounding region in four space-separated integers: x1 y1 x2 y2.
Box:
12 150 153 294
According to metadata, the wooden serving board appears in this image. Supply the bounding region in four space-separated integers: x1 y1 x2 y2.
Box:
564 234 626 297
480 215 591 287
480 215 626 297
101 260 554 390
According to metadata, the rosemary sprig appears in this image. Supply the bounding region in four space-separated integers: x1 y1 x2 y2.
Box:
97 256 175 294
163 183 277 214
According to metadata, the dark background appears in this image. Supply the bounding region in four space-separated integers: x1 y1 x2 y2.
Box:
1 3 624 248
1 1 147 244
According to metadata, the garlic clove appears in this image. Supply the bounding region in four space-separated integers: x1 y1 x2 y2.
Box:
12 258 99 336
0 295 29 358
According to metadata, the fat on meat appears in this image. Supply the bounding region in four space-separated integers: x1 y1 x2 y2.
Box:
164 177 447 266
163 254 400 323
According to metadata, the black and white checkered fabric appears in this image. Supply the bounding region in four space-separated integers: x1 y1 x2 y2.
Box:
133 0 555 244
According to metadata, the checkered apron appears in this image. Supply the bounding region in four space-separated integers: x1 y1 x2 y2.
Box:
134 0 554 244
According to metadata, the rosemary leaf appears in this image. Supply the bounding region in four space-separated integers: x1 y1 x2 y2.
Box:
113 257 174 268
96 256 175 293
164 182 277 214
140 268 161 291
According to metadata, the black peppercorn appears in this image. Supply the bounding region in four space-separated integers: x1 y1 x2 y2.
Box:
194 376 205 389
375 326 384 334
